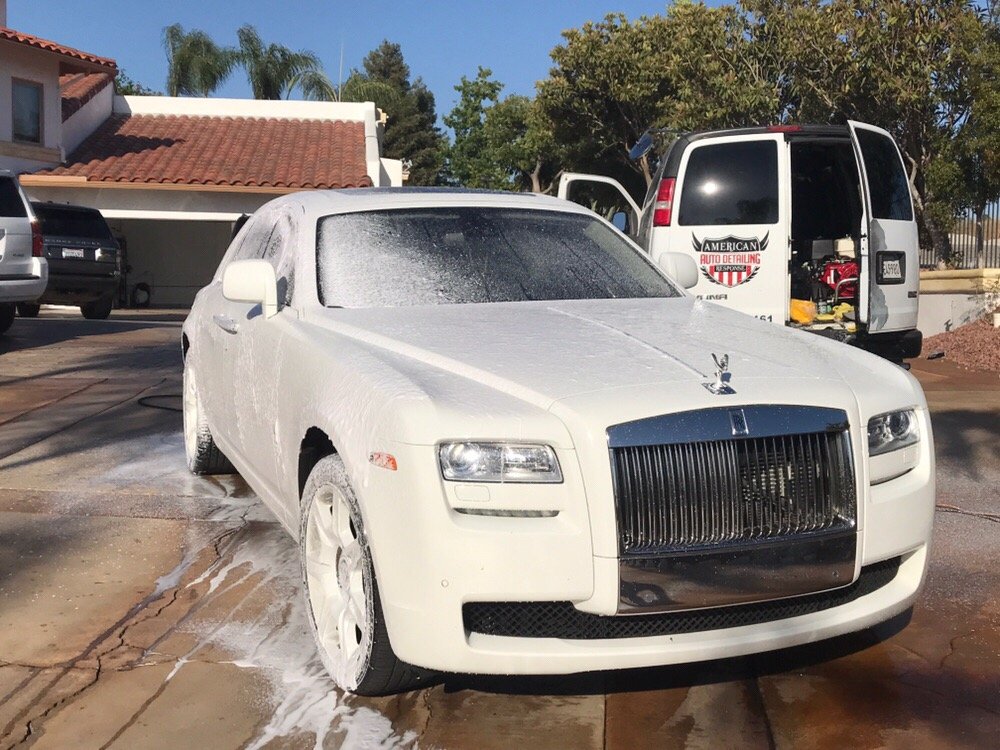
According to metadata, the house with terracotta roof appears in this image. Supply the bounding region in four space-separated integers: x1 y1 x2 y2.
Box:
1 0 402 306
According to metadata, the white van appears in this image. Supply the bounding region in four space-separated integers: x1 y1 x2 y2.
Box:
0 170 47 334
559 121 922 362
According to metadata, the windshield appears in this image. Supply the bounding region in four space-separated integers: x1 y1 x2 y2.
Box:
316 206 679 307
33 205 114 241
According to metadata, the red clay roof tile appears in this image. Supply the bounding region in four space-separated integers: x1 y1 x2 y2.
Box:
0 26 116 71
37 114 373 190
60 73 114 121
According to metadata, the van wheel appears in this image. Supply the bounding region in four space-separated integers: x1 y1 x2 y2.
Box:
16 303 40 318
80 296 113 320
300 455 435 696
0 304 14 335
182 359 235 475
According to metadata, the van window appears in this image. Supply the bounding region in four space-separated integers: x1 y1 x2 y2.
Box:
855 129 913 221
0 179 28 218
679 140 779 226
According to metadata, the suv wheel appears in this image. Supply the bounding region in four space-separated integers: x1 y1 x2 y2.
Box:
0 304 14 335
16 303 40 318
80 296 113 320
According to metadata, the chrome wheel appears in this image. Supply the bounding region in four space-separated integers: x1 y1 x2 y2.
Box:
304 483 372 686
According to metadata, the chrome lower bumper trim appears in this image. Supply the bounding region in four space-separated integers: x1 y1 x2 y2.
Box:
618 531 857 614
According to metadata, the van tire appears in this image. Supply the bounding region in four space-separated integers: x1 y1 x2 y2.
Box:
81 296 113 320
0 304 14 335
16 303 40 318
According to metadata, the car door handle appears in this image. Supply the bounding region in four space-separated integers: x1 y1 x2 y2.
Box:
213 314 239 334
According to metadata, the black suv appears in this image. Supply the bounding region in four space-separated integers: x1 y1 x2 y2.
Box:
18 202 120 320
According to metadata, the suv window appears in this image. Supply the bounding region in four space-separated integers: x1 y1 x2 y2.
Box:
32 204 114 240
0 178 28 218
855 129 913 221
678 140 779 226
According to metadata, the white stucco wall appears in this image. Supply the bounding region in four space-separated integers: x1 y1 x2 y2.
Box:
0 40 62 153
62 80 113 155
24 184 276 217
917 293 991 336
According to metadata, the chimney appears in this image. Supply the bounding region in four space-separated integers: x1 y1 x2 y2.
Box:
0 1 7 28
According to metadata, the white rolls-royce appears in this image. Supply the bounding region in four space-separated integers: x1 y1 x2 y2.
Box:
181 189 934 696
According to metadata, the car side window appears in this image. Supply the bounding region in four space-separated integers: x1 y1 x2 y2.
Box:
261 211 296 306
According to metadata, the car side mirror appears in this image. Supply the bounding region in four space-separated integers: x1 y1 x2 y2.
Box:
657 252 700 289
222 259 278 318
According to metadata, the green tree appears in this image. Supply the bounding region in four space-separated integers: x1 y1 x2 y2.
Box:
744 0 1000 262
114 69 161 96
162 24 236 97
443 67 506 188
361 41 446 185
538 6 779 192
480 95 563 193
236 24 333 100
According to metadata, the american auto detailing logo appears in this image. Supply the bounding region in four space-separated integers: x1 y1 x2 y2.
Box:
693 233 768 287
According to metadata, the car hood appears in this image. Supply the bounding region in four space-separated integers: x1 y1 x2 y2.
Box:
310 297 850 409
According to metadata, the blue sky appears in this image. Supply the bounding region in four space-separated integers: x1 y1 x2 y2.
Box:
12 1 680 116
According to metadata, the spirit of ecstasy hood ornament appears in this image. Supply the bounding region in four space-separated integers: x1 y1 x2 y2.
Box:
703 353 736 395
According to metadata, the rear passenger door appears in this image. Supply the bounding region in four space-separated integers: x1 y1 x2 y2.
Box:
848 121 919 333
663 135 789 323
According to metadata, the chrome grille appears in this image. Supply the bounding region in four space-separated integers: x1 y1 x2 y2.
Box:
609 407 856 555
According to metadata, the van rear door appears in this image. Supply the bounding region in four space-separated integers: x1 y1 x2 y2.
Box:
847 121 919 333
656 134 789 323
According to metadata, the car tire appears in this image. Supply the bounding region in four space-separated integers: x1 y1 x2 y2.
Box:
80 296 113 320
182 359 235 475
16 303 40 318
0 304 14 335
300 454 435 696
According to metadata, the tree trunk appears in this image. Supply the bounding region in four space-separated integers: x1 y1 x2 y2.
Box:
530 158 543 194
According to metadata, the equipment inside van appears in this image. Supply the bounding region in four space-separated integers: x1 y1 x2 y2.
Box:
559 121 922 363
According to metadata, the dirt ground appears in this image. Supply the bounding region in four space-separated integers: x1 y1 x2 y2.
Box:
0 310 997 749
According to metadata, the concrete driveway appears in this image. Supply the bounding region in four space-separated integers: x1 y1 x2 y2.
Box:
0 311 997 749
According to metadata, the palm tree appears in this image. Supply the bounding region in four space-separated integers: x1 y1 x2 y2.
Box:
163 24 237 97
237 24 334 100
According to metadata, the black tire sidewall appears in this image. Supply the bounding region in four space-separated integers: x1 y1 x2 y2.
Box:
0 304 14 334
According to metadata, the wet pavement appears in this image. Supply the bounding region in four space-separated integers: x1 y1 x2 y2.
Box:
0 310 997 749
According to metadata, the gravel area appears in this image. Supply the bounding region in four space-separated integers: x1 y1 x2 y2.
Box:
922 318 1000 372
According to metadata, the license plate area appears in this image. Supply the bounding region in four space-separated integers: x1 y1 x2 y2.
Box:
62 248 86 259
876 251 905 284
619 531 857 613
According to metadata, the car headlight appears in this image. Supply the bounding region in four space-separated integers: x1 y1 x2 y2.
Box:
867 409 919 456
438 442 562 483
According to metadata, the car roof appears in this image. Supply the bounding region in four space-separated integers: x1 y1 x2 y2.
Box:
30 200 103 215
288 187 594 217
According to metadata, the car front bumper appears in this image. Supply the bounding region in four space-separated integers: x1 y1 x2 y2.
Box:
358 431 935 676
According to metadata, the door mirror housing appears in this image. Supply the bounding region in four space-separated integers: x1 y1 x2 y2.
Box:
222 259 278 318
657 252 700 289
